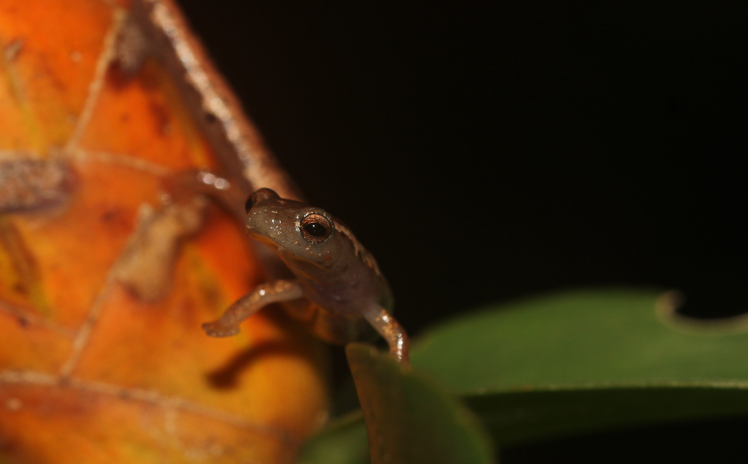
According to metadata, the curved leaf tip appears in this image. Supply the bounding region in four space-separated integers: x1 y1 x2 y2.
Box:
347 343 495 464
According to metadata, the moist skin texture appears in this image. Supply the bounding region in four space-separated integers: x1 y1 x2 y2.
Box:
202 188 409 364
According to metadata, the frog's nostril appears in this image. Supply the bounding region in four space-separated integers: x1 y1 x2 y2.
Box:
244 195 255 213
246 188 280 213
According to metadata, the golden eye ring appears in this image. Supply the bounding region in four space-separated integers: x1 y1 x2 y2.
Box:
300 213 332 243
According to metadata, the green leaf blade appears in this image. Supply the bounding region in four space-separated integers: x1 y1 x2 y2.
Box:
410 288 748 443
298 412 369 464
412 289 748 392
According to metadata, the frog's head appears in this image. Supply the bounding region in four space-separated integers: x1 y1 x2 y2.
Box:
244 188 340 271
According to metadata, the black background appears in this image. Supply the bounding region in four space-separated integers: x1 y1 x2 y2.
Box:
178 1 746 462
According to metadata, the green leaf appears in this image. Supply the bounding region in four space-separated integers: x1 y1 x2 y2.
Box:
298 411 369 464
411 288 748 443
343 343 494 464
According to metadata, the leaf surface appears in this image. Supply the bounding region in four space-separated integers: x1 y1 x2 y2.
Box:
302 289 748 461
0 1 327 462
412 289 748 443
341 344 493 464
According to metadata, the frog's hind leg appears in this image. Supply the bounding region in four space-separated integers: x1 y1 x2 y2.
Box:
362 305 410 365
202 279 303 337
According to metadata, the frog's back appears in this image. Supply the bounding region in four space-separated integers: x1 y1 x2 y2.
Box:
295 218 394 345
331 218 394 312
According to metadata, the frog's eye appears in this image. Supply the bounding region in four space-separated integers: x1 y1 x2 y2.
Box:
301 214 332 243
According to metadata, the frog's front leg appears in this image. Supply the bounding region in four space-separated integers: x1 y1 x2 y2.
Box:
363 306 410 365
202 279 304 337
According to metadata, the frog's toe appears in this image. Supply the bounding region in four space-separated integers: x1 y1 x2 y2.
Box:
202 320 240 337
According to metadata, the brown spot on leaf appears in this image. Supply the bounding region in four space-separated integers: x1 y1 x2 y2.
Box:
148 99 171 136
100 207 120 223
0 159 76 212
4 39 24 62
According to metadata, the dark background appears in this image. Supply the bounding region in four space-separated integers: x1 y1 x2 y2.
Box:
178 1 746 462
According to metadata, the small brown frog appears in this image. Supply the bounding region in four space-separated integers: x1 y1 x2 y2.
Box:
202 188 409 363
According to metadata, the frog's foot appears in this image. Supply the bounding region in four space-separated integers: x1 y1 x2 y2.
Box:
202 320 241 337
362 305 410 365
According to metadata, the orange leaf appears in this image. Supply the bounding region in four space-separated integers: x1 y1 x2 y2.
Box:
1 1 328 462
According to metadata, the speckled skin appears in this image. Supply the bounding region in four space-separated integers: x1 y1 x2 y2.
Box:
203 188 409 363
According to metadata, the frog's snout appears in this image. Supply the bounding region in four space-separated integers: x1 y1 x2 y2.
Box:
244 204 287 247
245 188 281 213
